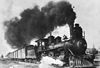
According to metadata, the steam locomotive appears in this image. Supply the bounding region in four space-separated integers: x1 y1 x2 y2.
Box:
34 23 87 60
6 23 95 67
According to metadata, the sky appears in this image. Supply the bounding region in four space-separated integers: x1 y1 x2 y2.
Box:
0 0 100 56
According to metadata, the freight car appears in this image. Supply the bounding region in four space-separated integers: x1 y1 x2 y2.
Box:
6 45 37 62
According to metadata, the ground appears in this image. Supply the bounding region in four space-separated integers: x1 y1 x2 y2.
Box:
0 58 99 68
0 59 38 68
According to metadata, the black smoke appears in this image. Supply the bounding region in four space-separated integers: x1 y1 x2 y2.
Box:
4 1 76 49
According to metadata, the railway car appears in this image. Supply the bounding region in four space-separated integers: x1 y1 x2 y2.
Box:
6 45 37 62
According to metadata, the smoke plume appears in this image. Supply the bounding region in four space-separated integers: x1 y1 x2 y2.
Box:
4 1 76 48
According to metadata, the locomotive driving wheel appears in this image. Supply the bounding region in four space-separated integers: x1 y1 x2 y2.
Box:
48 51 54 57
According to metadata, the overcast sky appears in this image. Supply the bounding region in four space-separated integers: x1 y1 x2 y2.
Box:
0 0 100 56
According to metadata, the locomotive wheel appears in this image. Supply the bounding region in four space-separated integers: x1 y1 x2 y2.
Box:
48 52 54 57
41 52 46 57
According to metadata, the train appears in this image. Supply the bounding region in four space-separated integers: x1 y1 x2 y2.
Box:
6 23 96 67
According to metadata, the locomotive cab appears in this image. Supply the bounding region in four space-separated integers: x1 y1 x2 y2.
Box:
35 39 48 51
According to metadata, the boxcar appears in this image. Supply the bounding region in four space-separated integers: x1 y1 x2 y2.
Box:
6 45 36 62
